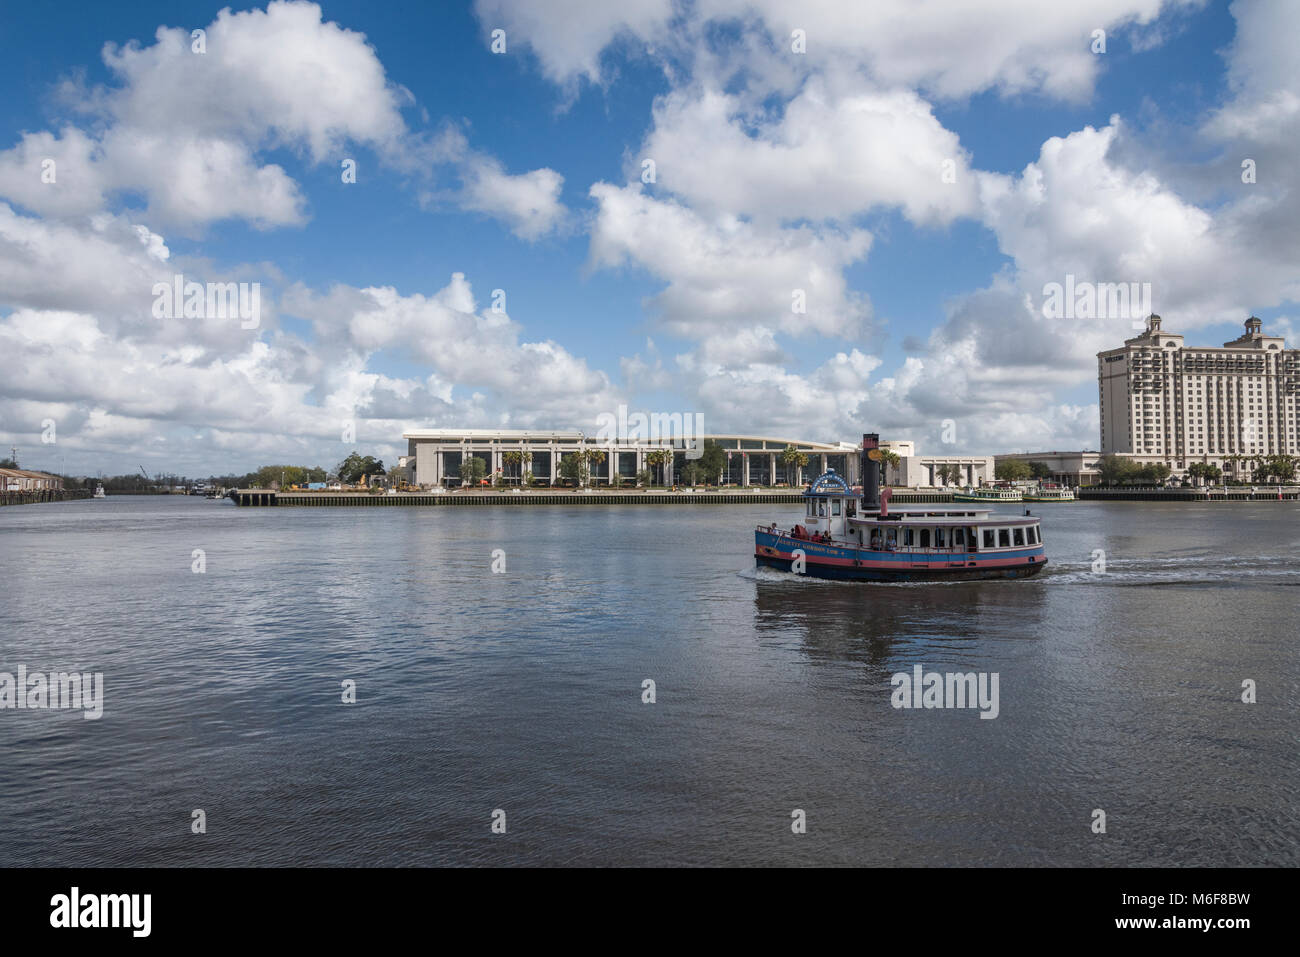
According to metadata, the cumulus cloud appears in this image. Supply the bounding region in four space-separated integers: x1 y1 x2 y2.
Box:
589 181 873 341
0 1 567 240
479 0 1198 100
459 156 566 240
637 79 979 227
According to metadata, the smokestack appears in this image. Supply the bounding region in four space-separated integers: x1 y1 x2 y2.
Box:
862 433 880 509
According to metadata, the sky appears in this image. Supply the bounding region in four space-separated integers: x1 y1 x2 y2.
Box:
1 0 1298 477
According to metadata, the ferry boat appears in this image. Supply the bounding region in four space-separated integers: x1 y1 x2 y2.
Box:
953 485 1023 503
92 483 106 499
1023 483 1075 502
754 434 1046 582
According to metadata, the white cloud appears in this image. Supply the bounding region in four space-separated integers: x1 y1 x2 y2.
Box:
589 182 873 341
479 0 1198 100
639 79 979 226
473 0 675 87
460 156 566 240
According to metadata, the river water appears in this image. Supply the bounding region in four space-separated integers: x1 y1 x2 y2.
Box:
1 496 1297 866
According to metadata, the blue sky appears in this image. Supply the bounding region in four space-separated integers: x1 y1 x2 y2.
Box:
1 0 1297 475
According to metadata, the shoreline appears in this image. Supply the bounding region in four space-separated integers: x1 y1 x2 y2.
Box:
222 486 1300 506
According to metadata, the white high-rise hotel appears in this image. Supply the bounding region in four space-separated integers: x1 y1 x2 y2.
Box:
1098 315 1300 471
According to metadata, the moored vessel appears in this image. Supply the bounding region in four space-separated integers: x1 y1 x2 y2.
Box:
953 485 1023 503
754 434 1047 582
1023 483 1075 502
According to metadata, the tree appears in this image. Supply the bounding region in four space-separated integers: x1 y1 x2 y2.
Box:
586 449 607 486
1096 454 1138 486
680 460 703 486
1138 463 1171 485
1254 454 1297 484
645 449 672 486
1028 461 1052 480
454 455 488 486
336 452 385 484
253 465 325 488
635 469 652 487
699 440 727 485
0 457 16 469
558 451 589 486
780 444 809 486
877 448 901 485
502 450 524 484
994 459 1032 482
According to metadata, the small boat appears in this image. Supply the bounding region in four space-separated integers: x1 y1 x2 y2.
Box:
754 434 1047 582
953 485 1023 503
1023 483 1075 502
92 484 106 499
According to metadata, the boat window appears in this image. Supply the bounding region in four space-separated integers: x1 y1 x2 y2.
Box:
807 501 815 517
935 527 946 548
983 529 995 548
1013 528 1025 547
967 527 978 550
832 500 841 516
998 528 1010 548
886 528 897 547
920 528 931 547
953 527 965 546
903 528 914 547
1029 526 1038 544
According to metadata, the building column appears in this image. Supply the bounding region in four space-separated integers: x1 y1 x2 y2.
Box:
551 449 559 485
820 453 828 476
769 452 777 486
742 454 750 486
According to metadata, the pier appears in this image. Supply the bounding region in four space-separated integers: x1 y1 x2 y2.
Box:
0 488 93 507
1077 487 1300 501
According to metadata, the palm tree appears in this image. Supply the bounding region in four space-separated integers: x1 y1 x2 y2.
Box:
502 450 523 486
878 448 901 485
586 449 607 487
780 445 809 486
645 449 672 486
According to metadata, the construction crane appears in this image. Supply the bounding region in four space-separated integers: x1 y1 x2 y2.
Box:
138 466 150 482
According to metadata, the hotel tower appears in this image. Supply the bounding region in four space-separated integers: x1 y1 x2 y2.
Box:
1098 315 1300 473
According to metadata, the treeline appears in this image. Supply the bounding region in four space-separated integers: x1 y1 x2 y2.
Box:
1096 453 1299 486
18 450 390 491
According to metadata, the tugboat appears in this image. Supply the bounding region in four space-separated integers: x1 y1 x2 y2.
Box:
754 434 1047 581
92 483 106 499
